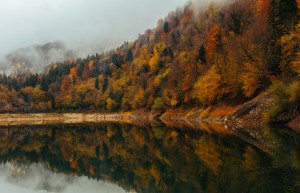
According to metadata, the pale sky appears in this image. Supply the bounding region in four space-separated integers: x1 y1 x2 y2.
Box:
0 0 188 59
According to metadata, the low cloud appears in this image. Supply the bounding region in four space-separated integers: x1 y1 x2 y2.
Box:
0 0 188 74
5 42 75 74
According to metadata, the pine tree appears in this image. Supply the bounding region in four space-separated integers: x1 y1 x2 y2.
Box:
268 0 298 38
111 53 124 68
95 77 99 90
77 62 84 77
126 49 133 62
163 21 170 33
268 0 298 74
228 10 242 35
102 77 108 92
40 77 48 91
197 45 206 64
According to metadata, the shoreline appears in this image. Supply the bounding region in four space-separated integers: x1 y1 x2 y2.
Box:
0 95 294 155
0 110 154 126
0 90 298 132
0 108 279 155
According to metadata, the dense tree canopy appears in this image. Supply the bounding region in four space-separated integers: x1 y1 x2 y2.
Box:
0 0 299 113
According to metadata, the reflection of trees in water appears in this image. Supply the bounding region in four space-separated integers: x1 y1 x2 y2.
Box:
0 124 299 193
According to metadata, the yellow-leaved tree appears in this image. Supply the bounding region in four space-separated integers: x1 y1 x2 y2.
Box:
149 43 166 72
193 65 223 105
106 98 118 111
242 62 267 97
162 89 179 108
133 46 150 69
241 43 269 97
131 87 145 109
280 22 300 74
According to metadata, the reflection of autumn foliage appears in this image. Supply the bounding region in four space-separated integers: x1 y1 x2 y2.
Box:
0 123 299 193
195 136 223 175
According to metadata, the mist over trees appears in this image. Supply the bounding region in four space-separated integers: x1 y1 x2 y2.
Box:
4 42 75 75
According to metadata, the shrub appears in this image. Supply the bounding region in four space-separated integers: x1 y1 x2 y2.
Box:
288 81 300 103
262 81 289 123
151 97 166 113
263 80 300 123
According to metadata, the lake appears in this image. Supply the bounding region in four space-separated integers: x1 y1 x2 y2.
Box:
0 122 299 193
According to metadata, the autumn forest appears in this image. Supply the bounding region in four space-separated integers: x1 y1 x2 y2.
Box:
0 0 299 124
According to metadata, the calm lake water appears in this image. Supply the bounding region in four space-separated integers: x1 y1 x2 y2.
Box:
0 123 299 193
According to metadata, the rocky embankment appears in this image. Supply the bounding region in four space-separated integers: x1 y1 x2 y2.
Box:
288 116 300 132
223 91 300 133
225 91 275 128
159 91 275 129
159 91 279 153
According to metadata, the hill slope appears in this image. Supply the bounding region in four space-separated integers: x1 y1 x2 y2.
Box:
0 0 299 124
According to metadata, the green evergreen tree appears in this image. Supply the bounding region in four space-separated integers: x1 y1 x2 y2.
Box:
40 77 48 91
126 49 133 62
197 45 206 64
163 21 170 33
95 77 99 90
268 0 298 74
102 77 108 92
77 62 84 77
228 10 242 35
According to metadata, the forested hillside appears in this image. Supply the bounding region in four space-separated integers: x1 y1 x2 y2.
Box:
0 0 299 123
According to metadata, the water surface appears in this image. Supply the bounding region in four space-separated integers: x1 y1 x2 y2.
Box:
0 123 299 193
